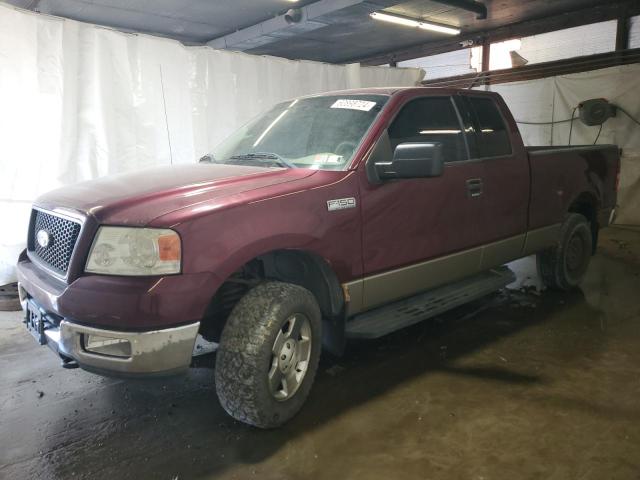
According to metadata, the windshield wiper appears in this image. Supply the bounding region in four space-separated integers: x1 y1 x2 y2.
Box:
228 152 295 169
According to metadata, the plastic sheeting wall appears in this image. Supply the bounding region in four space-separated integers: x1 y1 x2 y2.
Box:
484 63 640 227
0 4 423 284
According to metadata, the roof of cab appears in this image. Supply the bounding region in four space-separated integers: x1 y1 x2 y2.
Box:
303 86 497 98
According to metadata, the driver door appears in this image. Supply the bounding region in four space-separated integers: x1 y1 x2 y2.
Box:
358 95 488 310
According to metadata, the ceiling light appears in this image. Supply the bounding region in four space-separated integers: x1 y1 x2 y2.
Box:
370 11 460 36
370 12 420 27
419 22 460 35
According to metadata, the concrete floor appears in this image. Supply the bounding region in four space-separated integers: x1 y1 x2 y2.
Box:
1 226 639 480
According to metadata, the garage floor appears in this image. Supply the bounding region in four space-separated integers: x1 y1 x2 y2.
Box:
1 227 639 480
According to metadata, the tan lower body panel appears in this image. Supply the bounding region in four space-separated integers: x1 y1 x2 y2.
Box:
480 234 525 271
344 224 561 317
343 279 364 317
361 247 482 312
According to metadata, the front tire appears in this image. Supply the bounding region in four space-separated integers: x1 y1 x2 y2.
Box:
537 213 593 290
215 281 322 428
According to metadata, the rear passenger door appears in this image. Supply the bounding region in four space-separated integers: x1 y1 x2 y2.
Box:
454 94 529 268
359 95 491 310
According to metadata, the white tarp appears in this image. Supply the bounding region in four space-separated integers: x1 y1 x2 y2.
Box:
485 63 640 227
0 4 423 284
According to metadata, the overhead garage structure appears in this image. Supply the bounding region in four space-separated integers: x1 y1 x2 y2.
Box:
5 0 635 62
1 0 640 479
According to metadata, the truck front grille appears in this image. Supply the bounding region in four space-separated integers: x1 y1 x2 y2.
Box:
29 210 82 275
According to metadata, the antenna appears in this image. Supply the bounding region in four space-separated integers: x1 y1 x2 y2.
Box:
159 64 173 165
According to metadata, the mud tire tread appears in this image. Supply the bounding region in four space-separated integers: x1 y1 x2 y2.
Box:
215 281 321 428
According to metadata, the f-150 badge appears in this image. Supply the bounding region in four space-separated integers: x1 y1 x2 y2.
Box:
327 197 356 211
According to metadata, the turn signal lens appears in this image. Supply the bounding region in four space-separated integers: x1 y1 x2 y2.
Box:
157 234 181 261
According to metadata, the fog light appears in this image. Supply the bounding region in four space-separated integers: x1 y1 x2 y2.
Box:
84 335 132 358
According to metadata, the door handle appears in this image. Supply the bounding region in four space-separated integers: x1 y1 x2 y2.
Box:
466 178 483 198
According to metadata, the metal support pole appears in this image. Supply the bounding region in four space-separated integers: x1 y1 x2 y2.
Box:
616 14 630 51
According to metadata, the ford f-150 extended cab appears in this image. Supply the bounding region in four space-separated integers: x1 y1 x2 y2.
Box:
17 87 619 428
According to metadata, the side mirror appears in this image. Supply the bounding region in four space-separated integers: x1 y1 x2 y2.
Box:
374 142 444 180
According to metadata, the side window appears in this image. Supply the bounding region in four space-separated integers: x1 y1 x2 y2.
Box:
388 97 467 163
467 97 512 157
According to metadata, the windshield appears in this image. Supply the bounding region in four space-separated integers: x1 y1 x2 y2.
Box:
210 94 388 171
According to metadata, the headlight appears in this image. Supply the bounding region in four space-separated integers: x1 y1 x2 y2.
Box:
85 227 181 275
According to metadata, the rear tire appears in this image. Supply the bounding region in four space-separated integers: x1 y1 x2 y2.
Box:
537 213 593 290
215 281 322 428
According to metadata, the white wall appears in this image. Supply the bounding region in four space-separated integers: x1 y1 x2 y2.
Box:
398 48 479 80
628 15 640 49
0 4 423 284
398 20 620 80
517 21 617 65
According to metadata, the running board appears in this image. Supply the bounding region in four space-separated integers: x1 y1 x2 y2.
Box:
345 267 516 339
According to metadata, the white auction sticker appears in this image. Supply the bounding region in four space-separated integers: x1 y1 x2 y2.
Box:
330 99 376 111
313 154 344 164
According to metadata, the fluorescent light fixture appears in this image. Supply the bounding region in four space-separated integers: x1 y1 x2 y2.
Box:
370 11 460 36
419 22 460 35
370 12 420 27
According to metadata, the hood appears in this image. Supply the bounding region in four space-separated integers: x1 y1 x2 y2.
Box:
36 164 316 225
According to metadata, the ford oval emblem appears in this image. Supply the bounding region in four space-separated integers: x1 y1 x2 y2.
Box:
36 230 51 248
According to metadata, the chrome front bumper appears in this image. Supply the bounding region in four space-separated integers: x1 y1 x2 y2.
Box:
46 321 200 376
18 282 201 377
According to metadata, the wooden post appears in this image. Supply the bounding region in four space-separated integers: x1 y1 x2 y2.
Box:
481 37 490 86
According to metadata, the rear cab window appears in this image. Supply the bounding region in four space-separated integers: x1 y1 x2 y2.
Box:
456 95 512 158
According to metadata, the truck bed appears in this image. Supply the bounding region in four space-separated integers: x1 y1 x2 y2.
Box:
526 144 620 231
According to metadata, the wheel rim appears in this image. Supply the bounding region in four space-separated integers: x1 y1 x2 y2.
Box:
268 313 312 401
566 232 586 274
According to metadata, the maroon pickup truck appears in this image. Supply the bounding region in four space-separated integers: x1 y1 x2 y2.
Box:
17 87 619 428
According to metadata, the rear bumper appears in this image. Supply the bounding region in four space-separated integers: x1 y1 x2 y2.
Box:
607 207 616 226
598 206 616 228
